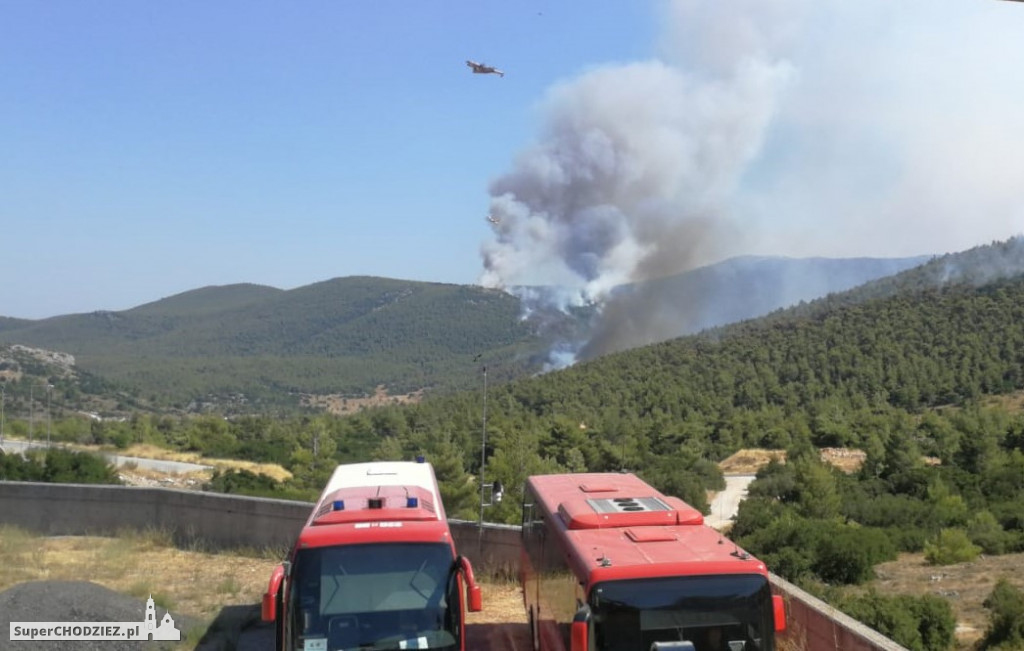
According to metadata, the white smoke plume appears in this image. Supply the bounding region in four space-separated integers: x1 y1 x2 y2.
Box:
479 0 797 364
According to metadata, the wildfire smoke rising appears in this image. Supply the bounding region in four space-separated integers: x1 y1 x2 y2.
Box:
479 2 794 364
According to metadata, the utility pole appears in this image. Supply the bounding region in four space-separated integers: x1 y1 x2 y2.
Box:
478 365 488 528
29 384 34 445
46 384 53 446
1 385 5 446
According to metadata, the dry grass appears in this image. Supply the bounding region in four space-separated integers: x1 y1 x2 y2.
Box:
117 443 293 482
817 447 866 473
981 389 1024 413
302 384 425 416
116 465 211 488
0 525 279 623
718 449 787 474
0 525 526 648
867 551 1024 647
467 580 527 625
718 448 867 475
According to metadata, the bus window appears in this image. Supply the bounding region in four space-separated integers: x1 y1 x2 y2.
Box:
590 575 774 651
289 542 458 651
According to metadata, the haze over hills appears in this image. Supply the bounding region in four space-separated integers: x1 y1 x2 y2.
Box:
0 248 998 414
572 254 934 361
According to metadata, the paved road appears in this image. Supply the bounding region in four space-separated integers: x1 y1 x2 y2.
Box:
704 474 756 530
0 439 212 474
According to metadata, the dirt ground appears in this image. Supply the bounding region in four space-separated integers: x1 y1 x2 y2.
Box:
868 551 1024 647
717 447 867 475
718 448 787 474
301 384 424 415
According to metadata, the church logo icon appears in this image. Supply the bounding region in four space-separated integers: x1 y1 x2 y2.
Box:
141 594 181 641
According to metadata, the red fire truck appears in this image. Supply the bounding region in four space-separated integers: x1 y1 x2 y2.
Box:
521 472 785 651
262 459 482 651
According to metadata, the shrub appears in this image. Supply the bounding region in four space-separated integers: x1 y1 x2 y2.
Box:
0 449 119 484
924 528 981 565
968 510 1009 555
882 525 930 552
981 578 1024 649
813 525 896 585
901 594 956 651
837 590 955 651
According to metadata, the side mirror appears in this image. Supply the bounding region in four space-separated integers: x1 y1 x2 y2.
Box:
468 583 483 612
773 594 787 633
458 556 483 612
261 564 286 622
261 591 276 622
570 604 591 651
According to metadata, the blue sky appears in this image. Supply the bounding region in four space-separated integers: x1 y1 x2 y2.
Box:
2 0 1023 319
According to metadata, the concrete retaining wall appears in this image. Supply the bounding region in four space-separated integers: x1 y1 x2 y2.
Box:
0 482 905 650
450 519 523 577
0 481 311 551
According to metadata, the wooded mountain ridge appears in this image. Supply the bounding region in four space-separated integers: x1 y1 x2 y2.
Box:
0 253 935 413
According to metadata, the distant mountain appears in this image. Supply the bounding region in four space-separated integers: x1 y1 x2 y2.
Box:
0 250 985 414
0 277 552 411
0 278 534 357
128 283 284 317
0 316 35 334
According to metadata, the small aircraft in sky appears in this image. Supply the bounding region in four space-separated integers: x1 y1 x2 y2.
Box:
466 60 504 77
486 214 501 225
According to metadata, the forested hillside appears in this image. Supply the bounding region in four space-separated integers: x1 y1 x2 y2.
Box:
0 255 930 412
0 278 551 408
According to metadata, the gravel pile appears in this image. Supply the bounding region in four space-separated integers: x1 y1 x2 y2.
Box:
0 581 201 651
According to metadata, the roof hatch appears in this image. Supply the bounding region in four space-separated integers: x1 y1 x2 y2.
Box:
559 495 695 529
587 496 671 514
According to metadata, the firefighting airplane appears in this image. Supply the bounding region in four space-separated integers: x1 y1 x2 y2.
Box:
466 60 504 77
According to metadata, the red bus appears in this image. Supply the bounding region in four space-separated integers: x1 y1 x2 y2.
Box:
521 472 785 651
262 459 482 651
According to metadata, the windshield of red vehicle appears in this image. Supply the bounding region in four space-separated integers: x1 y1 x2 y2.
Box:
589 574 774 651
289 542 458 651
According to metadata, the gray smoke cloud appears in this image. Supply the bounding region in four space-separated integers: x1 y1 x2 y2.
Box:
479 0 796 364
